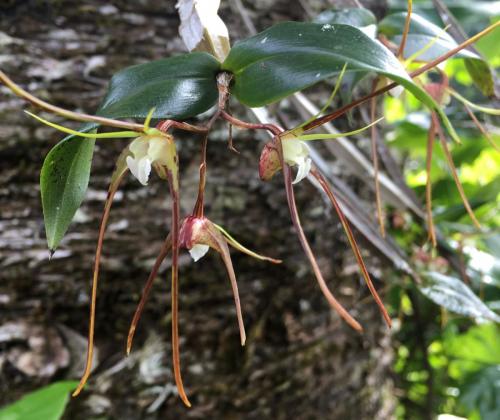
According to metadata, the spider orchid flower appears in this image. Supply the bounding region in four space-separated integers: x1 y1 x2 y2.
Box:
259 119 383 184
258 127 392 332
125 214 280 406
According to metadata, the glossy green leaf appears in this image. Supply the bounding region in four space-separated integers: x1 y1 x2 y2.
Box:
223 21 429 107
378 12 494 96
96 52 220 120
41 127 96 251
223 21 460 144
314 8 376 29
0 381 78 420
39 52 221 251
420 272 500 323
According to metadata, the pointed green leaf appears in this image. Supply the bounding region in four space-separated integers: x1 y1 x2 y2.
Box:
420 272 500 323
0 381 78 420
222 21 461 144
41 127 96 251
223 22 436 108
96 52 221 120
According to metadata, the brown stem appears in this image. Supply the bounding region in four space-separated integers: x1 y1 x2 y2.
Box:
425 118 437 247
397 0 413 58
302 21 500 133
433 113 481 229
127 233 172 355
167 172 191 407
220 110 282 136
72 172 126 397
311 169 391 328
275 136 363 332
0 70 144 132
370 80 385 237
157 120 208 135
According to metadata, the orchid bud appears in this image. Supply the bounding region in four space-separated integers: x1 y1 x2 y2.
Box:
259 134 312 184
258 143 281 181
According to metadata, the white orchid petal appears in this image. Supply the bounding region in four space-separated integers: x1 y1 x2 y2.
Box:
188 244 210 262
137 157 152 185
126 156 140 182
293 157 312 184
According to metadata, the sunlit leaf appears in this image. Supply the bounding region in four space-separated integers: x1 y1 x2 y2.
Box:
0 381 78 420
420 272 500 322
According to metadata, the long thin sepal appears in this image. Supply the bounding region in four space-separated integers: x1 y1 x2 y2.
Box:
72 171 127 397
311 169 392 328
370 82 385 237
296 118 383 141
433 113 481 229
213 223 282 264
127 233 172 355
425 118 437 247
167 171 191 408
275 137 363 332
208 229 247 346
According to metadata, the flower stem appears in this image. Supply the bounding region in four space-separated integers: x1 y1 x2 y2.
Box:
0 70 144 132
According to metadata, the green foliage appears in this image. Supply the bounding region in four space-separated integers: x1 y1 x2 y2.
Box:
40 131 95 251
223 21 433 108
314 7 376 27
0 381 77 420
96 52 220 121
420 272 500 322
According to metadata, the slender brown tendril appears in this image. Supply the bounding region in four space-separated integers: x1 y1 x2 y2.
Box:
0 70 144 132
311 169 391 327
127 234 172 355
274 136 363 332
370 79 385 237
397 0 413 58
425 118 437 247
167 171 191 408
73 172 126 397
433 113 481 229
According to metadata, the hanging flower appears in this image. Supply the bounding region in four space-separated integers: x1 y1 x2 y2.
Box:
125 135 178 186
